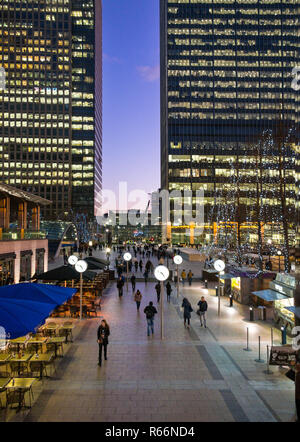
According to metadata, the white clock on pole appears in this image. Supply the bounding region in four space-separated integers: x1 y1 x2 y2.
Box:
123 252 132 262
68 255 78 266
75 260 88 273
154 265 169 282
214 259 225 272
173 255 183 266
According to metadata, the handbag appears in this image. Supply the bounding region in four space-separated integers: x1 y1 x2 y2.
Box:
196 309 201 316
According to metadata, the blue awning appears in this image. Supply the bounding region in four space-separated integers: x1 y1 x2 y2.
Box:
252 289 289 302
0 283 77 339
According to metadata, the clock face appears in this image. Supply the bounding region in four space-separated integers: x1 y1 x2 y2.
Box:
214 259 225 272
123 253 132 262
68 255 78 266
75 260 88 273
154 265 170 282
173 255 183 266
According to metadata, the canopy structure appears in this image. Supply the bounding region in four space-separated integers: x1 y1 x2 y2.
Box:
85 257 108 266
252 289 289 302
84 257 107 270
33 265 96 281
0 283 77 339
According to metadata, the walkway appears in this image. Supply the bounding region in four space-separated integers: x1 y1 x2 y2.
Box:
18 276 295 422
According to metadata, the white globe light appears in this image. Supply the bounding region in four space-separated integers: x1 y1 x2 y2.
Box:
75 260 88 273
123 252 132 262
154 265 170 282
214 259 225 272
68 255 78 266
173 255 183 266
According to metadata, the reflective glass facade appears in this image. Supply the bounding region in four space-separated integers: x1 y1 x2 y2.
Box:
0 0 102 219
160 0 298 245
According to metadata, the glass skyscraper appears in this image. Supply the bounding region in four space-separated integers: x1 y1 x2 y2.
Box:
0 0 102 219
160 0 298 246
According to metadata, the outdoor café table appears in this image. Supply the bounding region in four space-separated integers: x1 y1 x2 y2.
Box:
6 378 36 409
9 352 33 375
59 324 75 343
0 353 11 366
29 352 54 378
27 337 48 353
47 337 65 358
9 336 28 351
43 324 59 337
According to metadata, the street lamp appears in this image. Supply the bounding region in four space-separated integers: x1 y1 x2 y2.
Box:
154 265 170 340
173 255 183 299
123 252 132 292
214 259 225 317
277 250 282 273
74 259 88 320
267 239 272 264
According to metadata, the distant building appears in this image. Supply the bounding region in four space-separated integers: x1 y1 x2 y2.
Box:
0 0 102 219
0 183 50 283
160 0 298 246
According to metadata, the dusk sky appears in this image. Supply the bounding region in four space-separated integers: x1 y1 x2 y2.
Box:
102 0 160 208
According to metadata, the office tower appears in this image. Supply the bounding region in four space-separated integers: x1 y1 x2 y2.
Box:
0 0 102 219
160 0 298 246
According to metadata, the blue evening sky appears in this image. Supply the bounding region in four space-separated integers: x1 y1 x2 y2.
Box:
102 0 160 208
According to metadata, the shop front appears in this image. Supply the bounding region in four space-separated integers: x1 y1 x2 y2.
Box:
0 252 15 285
20 250 32 281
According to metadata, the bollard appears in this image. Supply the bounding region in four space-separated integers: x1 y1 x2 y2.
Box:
205 280 208 289
255 336 264 363
215 286 218 297
281 326 287 345
249 307 254 322
264 345 273 375
243 327 252 351
271 328 274 346
229 295 233 307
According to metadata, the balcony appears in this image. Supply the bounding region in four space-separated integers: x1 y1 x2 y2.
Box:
0 229 46 241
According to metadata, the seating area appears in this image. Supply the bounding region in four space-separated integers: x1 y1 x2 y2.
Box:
0 320 75 410
50 271 110 318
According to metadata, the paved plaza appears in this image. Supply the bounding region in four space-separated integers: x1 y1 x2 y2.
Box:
3 250 295 422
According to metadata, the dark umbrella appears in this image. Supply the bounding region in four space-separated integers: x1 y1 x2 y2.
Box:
84 258 106 270
32 265 95 282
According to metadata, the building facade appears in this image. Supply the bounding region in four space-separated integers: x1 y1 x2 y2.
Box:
160 0 298 247
0 0 102 220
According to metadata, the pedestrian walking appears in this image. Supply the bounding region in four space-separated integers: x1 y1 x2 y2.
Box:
197 296 208 328
181 297 193 329
155 282 161 303
144 302 158 336
97 319 110 367
166 281 172 303
188 270 193 286
134 260 138 272
139 260 143 272
117 276 124 297
181 269 187 286
144 270 149 284
131 274 136 292
134 289 142 311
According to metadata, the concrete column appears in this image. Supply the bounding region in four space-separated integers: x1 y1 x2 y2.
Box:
18 202 27 230
0 197 10 229
31 251 36 279
14 251 20 284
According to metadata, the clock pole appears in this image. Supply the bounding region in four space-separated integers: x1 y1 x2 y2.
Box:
80 272 83 321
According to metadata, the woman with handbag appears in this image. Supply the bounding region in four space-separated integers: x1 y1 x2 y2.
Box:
97 319 110 367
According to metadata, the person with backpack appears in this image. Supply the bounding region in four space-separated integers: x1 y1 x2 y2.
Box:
144 301 158 336
197 296 208 328
134 289 142 311
181 269 187 286
181 297 193 329
130 274 136 292
166 281 172 303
